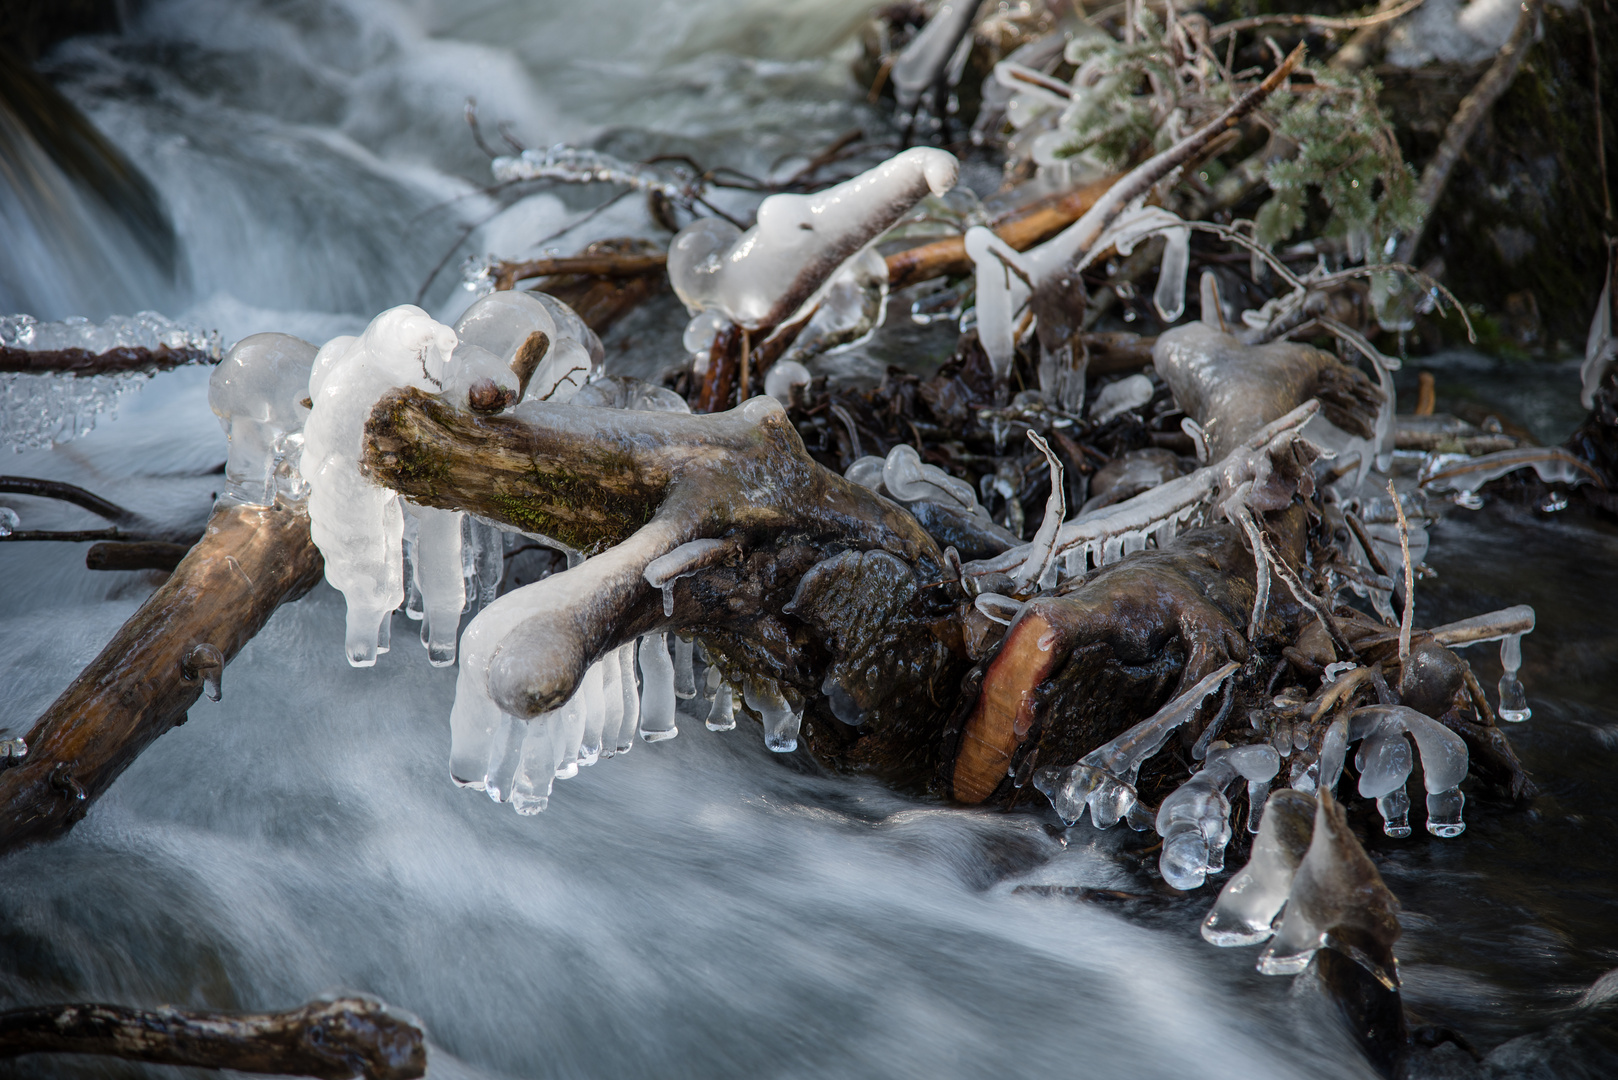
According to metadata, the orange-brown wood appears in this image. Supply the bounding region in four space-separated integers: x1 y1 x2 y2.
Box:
952 608 1064 803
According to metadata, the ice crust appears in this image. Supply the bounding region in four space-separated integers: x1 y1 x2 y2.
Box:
667 148 958 331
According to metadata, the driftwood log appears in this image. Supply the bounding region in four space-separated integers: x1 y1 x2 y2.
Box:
0 996 426 1080
0 502 323 856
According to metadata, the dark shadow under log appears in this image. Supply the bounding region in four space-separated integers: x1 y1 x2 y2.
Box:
0 502 323 857
0 996 425 1080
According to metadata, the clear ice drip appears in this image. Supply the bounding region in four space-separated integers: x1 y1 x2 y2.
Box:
577 660 608 767
707 681 737 732
973 592 1024 626
1033 663 1239 828
182 642 225 703
448 578 557 788
673 637 697 700
208 333 318 507
1317 705 1470 838
409 505 465 666
1156 744 1281 891
743 675 801 753
1202 788 1317 946
509 715 558 815
305 306 457 667
883 443 977 511
644 538 729 616
490 145 685 199
1257 789 1402 987
1498 633 1530 721
890 0 980 111
615 643 641 753
638 634 679 742
1089 374 1154 425
599 650 626 756
667 147 957 331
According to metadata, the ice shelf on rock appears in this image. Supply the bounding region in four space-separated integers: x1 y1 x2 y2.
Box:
2 311 222 451
1033 662 1239 829
1156 743 1282 891
1202 788 1317 946
305 305 458 666
1316 704 1470 838
667 147 957 331
1257 788 1402 988
208 333 318 507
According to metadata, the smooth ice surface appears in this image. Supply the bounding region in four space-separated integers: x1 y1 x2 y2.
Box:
1089 374 1155 424
1202 789 1317 946
1156 744 1281 891
890 0 980 111
638 633 679 742
666 148 957 330
883 443 977 510
743 674 802 753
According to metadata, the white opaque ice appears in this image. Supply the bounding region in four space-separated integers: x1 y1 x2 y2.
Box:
208 332 318 507
638 634 678 742
1089 374 1154 424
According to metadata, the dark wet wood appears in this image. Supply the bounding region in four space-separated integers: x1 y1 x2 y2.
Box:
0 343 212 376
0 996 425 1080
0 502 324 856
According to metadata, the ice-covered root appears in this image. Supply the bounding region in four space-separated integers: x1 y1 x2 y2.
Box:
955 524 1254 805
305 306 458 667
1152 321 1384 462
1257 788 1402 993
742 675 802 753
667 147 958 332
1034 662 1239 829
638 633 679 742
1316 705 1470 838
207 333 318 507
1156 743 1282 891
1202 788 1318 946
454 289 603 407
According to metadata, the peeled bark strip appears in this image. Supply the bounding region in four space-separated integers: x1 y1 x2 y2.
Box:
0 996 425 1080
0 503 324 856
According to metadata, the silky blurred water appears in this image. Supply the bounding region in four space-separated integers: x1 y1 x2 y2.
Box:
2 2 1617 1077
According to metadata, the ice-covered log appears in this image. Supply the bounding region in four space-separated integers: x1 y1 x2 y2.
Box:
0 995 424 1080
0 501 324 855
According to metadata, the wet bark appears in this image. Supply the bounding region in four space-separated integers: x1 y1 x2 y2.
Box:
0 996 425 1080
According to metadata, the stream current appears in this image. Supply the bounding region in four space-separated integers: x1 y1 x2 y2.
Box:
3 3 1617 1077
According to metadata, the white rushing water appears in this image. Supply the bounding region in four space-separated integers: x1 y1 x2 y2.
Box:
1 1 1393 1075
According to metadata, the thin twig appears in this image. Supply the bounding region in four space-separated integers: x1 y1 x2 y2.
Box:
1387 479 1414 662
1586 2 1614 224
1209 0 1426 42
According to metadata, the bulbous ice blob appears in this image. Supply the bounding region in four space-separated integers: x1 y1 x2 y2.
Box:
571 375 691 413
668 148 958 330
1089 374 1154 425
1156 744 1281 891
1202 788 1316 946
843 456 887 491
764 360 812 404
453 290 558 369
208 333 318 507
448 579 556 787
743 674 801 753
305 305 457 666
707 681 737 732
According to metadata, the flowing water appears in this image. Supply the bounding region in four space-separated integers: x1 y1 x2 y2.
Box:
2 3 1617 1077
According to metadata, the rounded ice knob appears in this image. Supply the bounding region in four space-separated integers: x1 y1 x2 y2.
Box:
208 332 319 507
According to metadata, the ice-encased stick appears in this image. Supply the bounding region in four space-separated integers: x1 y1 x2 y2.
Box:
411 505 465 666
882 443 976 510
638 633 678 742
743 675 801 753
1014 430 1065 592
1202 788 1317 946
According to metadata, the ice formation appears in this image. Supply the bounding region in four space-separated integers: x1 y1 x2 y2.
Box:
208 333 318 507
1314 704 1470 837
1201 788 1317 946
2 312 220 451
1156 743 1282 891
763 360 812 404
1089 374 1154 424
304 306 459 666
1420 447 1595 503
667 147 958 331
490 145 684 199
890 1 981 113
1034 662 1239 830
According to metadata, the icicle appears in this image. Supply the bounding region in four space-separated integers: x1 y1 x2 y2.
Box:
1202 788 1316 946
707 681 737 732
637 634 678 742
483 713 527 803
615 642 641 753
673 637 697 699
599 654 626 757
509 714 559 815
1156 744 1281 891
578 661 608 767
743 675 801 752
554 693 586 780
410 505 465 666
1497 632 1530 721
1152 225 1192 323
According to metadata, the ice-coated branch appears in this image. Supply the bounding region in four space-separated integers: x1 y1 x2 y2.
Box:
0 996 425 1080
0 501 324 856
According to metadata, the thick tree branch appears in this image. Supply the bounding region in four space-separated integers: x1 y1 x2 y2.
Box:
0 996 425 1080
